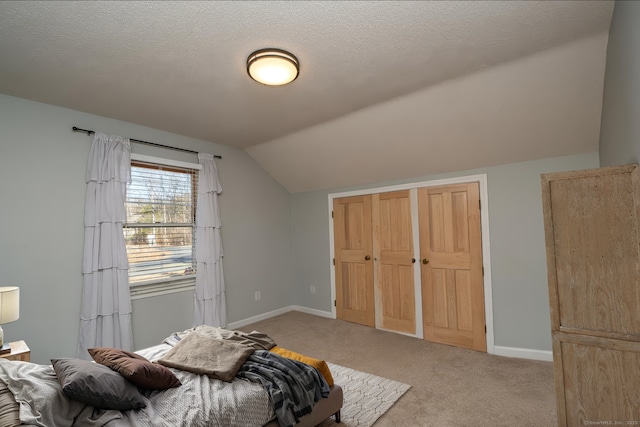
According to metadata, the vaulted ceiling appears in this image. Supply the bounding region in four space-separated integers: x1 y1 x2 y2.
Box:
0 1 613 192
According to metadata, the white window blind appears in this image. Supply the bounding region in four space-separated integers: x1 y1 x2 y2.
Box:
124 160 198 286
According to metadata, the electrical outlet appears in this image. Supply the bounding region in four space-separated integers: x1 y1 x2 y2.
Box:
255 291 261 301
310 285 316 294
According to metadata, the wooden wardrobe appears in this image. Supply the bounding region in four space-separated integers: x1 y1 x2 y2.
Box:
541 165 640 426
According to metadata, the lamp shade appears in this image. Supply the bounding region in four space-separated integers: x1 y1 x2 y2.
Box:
0 287 19 324
247 48 299 86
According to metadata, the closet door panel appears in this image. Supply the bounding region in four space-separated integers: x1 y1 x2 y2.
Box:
334 195 375 327
373 190 416 334
455 270 473 331
419 183 485 351
430 268 447 328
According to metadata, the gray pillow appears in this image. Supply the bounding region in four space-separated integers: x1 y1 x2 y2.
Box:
51 358 146 410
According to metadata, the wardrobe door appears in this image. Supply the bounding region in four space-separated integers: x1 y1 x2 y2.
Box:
542 165 640 426
372 190 416 334
333 195 375 327
418 183 486 351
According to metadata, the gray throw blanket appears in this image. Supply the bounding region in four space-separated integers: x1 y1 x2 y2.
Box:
236 350 330 427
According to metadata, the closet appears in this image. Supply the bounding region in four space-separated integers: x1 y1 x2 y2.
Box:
333 190 415 334
333 183 486 351
541 165 640 425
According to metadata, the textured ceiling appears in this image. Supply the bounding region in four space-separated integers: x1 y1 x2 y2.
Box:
0 1 614 192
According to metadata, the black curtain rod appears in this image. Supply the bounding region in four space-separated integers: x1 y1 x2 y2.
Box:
72 126 221 159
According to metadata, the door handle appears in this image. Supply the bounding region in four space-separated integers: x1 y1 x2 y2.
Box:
412 258 416 263
365 255 371 261
422 258 429 265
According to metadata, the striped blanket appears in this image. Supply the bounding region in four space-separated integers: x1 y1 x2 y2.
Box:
237 350 330 427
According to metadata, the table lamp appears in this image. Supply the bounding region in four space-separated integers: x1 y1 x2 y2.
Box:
0 287 20 354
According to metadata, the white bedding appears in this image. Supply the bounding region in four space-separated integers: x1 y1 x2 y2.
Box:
0 343 275 427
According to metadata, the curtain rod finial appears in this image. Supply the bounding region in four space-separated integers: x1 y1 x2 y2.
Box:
73 126 95 135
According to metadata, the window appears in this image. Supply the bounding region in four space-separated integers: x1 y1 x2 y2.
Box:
124 157 199 297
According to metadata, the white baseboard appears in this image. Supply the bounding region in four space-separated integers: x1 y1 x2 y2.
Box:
229 309 552 363
227 305 334 329
289 305 334 319
494 345 553 362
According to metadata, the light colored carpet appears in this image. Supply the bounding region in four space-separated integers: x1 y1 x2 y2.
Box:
319 363 411 427
240 311 557 427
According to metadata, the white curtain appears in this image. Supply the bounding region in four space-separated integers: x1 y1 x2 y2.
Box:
194 153 226 327
77 133 132 359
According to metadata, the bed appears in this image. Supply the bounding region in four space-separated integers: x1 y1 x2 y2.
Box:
0 325 343 427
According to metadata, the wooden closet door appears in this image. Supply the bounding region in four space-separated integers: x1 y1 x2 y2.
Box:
418 183 486 351
333 195 375 327
372 190 416 334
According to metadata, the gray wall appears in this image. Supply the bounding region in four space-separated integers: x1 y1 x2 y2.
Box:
599 1 640 166
0 92 602 360
0 94 294 363
291 152 599 351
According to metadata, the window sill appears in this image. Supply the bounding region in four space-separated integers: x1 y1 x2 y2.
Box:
130 278 195 300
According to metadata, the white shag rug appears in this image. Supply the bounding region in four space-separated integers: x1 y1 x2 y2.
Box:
318 363 411 427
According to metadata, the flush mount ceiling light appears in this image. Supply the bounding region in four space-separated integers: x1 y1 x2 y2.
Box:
247 48 299 86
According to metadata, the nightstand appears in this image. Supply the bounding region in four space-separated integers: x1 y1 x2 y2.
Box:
0 340 30 362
